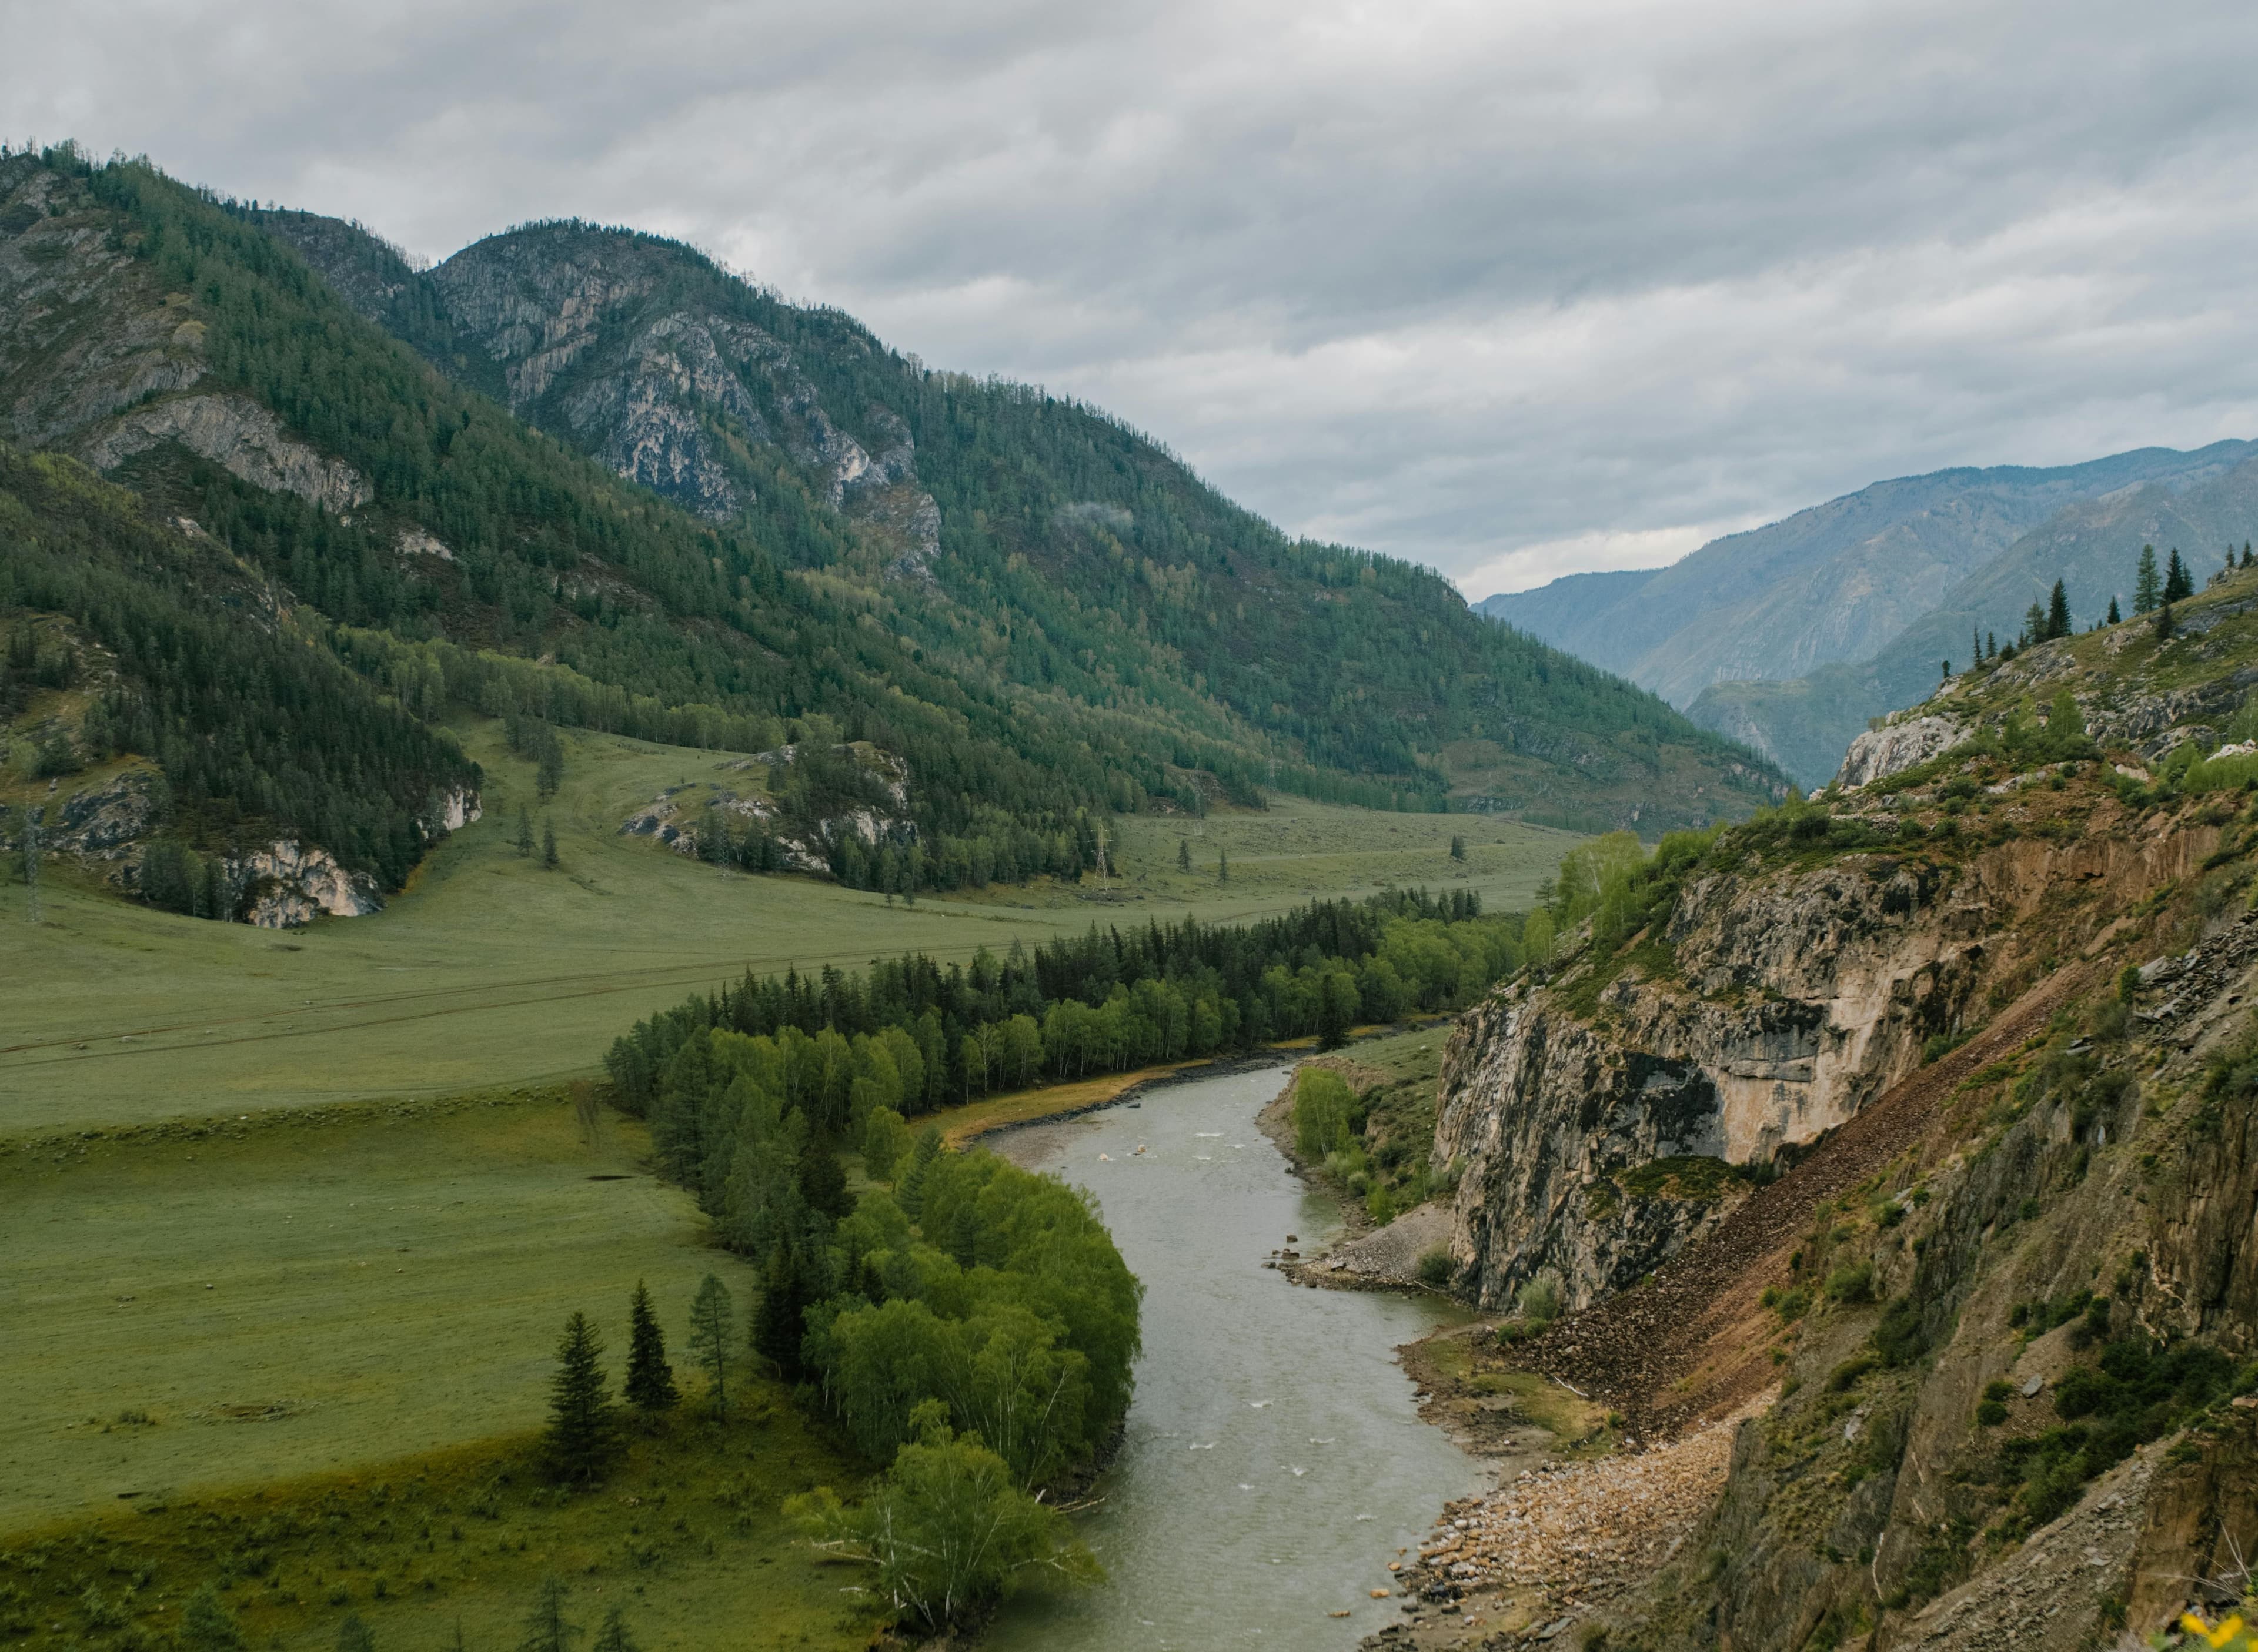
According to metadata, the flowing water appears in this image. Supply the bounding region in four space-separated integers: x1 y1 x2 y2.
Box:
983 1065 1481 1651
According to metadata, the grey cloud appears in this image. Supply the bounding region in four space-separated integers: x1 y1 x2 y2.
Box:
10 1 2258 594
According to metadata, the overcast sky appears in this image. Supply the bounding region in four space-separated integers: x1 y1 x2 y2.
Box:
13 0 2258 596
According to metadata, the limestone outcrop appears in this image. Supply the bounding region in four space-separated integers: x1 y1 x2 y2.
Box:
1834 714 1963 789
83 393 371 513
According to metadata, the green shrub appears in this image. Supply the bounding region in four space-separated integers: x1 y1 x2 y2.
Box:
1517 1268 1564 1327
1416 1248 1452 1289
1825 1263 1875 1305
1294 1069 1359 1162
1976 1399 2008 1426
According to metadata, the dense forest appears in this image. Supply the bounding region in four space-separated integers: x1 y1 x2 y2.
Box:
0 445 477 894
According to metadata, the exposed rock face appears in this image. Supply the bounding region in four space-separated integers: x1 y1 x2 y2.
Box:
420 787 481 833
1833 714 1963 789
0 158 208 448
45 767 163 857
82 393 371 513
226 840 384 928
427 229 924 527
1436 821 2219 1316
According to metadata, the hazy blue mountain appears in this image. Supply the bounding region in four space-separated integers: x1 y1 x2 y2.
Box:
1478 444 2256 710
1691 450 2258 785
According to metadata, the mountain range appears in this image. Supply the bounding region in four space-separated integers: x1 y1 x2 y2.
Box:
1481 442 2258 786
0 145 1782 917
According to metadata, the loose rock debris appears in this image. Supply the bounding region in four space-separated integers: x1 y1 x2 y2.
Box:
1362 1400 1761 1649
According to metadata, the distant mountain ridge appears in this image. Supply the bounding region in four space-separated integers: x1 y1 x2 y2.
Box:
1478 444 2256 710
1481 442 2258 787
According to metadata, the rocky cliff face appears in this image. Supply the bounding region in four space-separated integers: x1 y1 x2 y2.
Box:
1438 809 2219 1316
420 229 930 543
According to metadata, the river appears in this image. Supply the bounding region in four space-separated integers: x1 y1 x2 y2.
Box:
983 1064 1482 1651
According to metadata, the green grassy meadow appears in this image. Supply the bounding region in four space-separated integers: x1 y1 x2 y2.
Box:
0 718 1580 1650
2 716 1576 1136
0 1092 760 1532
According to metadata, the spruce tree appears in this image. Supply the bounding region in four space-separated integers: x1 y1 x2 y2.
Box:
623 1280 679 1419
1449 834 1467 862
688 1273 734 1418
337 1613 376 1652
1176 838 1191 873
590 1604 639 1652
2155 600 2176 640
2135 544 2161 613
516 804 534 857
2106 596 2121 624
1970 626 1982 668
2165 547 2194 603
2022 601 2046 646
1217 848 1228 884
753 1245 809 1380
2047 580 2070 640
543 1312 614 1484
1986 630 1997 659
517 1577 580 1652
542 818 559 870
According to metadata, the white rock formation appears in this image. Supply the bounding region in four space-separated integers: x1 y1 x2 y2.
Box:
1833 714 1964 790
85 393 372 513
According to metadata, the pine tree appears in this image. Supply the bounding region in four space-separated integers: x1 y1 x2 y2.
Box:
2047 580 2070 640
178 1586 248 1652
542 818 559 870
688 1273 734 1418
516 804 534 857
1986 631 1997 659
517 1578 580 1652
1971 626 1983 668
2244 541 2253 569
2106 596 2121 624
1217 848 1229 884
623 1280 679 1418
1449 834 1467 862
337 1613 376 1652
543 1312 614 1484
2165 547 2194 603
2022 601 2046 647
2135 544 2161 614
1176 838 1191 873
753 1245 810 1380
1941 659 1951 681
2155 600 2176 640
590 1604 639 1652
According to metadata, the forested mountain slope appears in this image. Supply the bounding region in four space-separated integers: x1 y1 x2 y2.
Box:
1478 443 2252 711
0 145 1781 920
236 201 1779 829
1693 450 2258 786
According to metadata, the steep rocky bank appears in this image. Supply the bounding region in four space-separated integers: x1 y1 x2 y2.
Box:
1411 581 2258 1650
